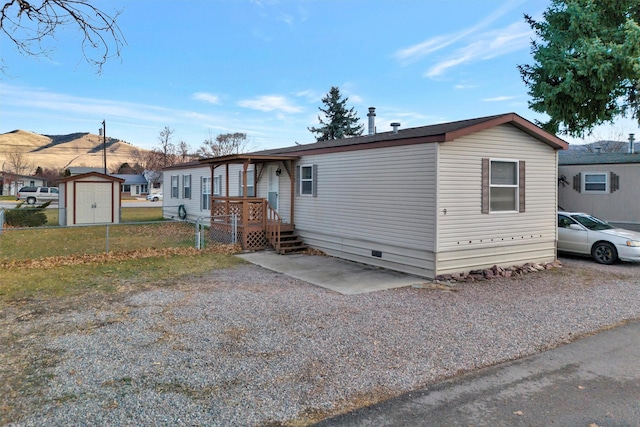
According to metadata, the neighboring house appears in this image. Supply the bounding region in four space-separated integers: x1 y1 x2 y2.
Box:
558 150 640 230
112 174 148 196
167 112 568 279
0 173 46 196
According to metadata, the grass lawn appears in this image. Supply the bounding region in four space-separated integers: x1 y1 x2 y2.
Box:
0 251 244 303
0 205 243 302
42 206 164 224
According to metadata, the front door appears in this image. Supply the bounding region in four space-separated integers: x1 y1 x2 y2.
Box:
267 166 279 212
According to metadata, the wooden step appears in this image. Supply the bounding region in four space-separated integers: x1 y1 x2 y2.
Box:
275 230 307 254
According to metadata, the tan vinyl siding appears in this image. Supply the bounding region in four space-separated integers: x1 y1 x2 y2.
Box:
559 163 640 227
294 144 437 277
162 165 212 220
436 124 558 274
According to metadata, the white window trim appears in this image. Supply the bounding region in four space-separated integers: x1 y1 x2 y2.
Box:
183 174 191 199
239 169 255 197
171 175 179 198
299 165 314 196
213 175 222 196
202 176 211 211
489 158 519 213
582 172 608 194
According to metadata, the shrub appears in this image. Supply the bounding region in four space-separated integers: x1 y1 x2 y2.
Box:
5 202 50 227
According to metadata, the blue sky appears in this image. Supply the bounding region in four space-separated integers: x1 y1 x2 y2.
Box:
1 0 635 151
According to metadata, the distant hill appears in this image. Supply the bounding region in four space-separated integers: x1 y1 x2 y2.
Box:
0 130 150 172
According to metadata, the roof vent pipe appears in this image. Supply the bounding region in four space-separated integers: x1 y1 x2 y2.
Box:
594 146 602 154
391 122 401 134
367 107 376 136
629 133 635 154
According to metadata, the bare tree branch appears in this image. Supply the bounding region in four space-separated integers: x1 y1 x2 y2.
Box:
1 0 126 73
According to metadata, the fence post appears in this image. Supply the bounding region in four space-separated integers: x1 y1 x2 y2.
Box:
105 224 110 253
195 217 201 250
0 208 4 235
232 214 238 244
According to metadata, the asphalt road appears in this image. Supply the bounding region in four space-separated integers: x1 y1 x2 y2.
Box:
316 320 640 426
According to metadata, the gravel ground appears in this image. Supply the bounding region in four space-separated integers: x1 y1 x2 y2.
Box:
3 256 640 426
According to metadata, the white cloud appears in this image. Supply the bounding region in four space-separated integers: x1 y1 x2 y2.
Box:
454 84 478 90
483 96 516 102
425 21 533 78
193 92 221 104
394 0 526 65
238 95 302 113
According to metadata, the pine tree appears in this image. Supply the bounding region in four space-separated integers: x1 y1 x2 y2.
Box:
518 0 640 136
308 87 364 141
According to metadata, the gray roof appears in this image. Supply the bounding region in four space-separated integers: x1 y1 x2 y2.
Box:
112 174 148 184
559 151 640 165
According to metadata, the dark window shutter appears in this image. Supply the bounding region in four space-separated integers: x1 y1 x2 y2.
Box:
312 164 318 197
481 158 489 214
573 173 581 192
519 160 525 212
610 172 619 192
295 165 300 196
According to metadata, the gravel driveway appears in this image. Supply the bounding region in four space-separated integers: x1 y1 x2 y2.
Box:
3 256 640 426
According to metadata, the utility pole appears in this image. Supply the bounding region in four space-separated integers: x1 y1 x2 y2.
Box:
100 120 107 174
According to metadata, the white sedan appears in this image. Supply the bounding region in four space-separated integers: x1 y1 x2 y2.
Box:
558 211 640 264
147 193 163 202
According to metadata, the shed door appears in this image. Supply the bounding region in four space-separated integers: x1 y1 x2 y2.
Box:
76 183 113 224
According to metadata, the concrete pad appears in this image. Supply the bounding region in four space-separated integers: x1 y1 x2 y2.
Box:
236 251 425 295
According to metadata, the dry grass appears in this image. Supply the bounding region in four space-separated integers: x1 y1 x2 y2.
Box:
0 130 148 170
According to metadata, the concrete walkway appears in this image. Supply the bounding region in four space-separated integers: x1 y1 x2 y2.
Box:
236 251 425 295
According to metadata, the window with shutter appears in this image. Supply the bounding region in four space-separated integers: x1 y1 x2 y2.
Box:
582 172 607 193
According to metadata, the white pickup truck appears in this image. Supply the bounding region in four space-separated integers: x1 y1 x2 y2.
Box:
16 186 59 205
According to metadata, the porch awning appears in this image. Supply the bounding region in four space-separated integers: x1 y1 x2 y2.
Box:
198 153 299 167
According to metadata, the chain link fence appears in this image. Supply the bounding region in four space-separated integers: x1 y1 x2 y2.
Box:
0 209 238 262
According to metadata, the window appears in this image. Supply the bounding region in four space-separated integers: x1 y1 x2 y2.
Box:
482 159 524 213
583 173 607 193
238 169 255 197
202 177 211 210
213 175 221 196
122 184 131 192
297 164 317 196
183 174 191 199
171 175 179 198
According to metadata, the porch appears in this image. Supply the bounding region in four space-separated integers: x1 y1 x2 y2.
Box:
210 196 305 253
199 153 302 254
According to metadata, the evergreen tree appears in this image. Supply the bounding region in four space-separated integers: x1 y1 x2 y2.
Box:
518 0 640 136
308 87 364 141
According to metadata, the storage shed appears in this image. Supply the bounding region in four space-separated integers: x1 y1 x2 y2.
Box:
58 172 125 226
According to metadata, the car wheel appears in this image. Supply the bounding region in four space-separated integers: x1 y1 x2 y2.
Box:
591 242 618 265
27 197 36 205
153 197 159 202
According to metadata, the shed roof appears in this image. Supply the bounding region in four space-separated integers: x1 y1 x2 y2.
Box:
59 172 126 183
559 151 640 165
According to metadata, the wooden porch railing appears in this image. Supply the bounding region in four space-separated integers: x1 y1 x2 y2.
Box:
265 202 282 253
211 197 283 251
